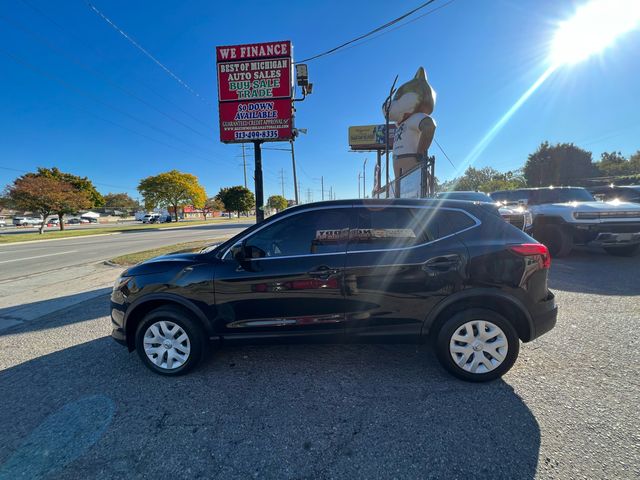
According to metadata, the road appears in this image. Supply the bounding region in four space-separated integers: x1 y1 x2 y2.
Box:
0 249 638 479
0 222 249 330
0 222 250 281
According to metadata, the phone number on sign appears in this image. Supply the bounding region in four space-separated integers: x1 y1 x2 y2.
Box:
234 130 278 140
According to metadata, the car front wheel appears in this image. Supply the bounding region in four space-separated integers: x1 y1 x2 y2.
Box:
135 306 207 376
434 308 520 382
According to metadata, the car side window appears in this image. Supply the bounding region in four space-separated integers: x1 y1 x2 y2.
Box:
243 208 350 258
348 207 475 251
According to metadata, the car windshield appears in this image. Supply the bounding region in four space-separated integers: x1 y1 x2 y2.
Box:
436 191 493 202
530 188 595 204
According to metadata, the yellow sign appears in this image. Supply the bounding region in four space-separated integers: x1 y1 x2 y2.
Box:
348 124 395 150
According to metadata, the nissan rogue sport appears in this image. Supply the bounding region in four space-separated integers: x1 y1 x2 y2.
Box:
111 199 557 382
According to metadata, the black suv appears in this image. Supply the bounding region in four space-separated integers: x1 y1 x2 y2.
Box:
111 199 557 382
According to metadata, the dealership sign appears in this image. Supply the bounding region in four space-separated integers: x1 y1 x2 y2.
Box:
348 124 396 150
216 41 293 143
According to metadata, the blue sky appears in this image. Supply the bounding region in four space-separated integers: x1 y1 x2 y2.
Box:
1 0 639 202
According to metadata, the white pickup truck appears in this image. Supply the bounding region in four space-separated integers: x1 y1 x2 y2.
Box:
490 187 640 257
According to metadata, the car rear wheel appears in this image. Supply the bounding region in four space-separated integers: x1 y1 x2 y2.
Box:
434 308 520 382
603 244 639 257
534 224 573 257
135 306 207 376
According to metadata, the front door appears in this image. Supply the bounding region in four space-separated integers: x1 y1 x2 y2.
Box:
213 207 352 337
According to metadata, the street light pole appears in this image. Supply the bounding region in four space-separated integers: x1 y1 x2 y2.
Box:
358 172 362 198
321 176 324 201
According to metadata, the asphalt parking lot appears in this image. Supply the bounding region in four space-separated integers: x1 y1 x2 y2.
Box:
0 248 638 479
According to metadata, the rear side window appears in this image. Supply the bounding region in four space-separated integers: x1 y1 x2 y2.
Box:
349 207 475 251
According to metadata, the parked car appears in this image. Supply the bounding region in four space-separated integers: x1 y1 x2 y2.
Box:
66 218 81 224
434 191 533 232
111 199 557 382
47 217 60 226
13 216 42 226
142 213 171 224
0 217 6 228
490 187 640 257
589 185 640 203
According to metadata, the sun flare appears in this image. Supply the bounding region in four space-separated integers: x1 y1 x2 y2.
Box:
551 0 640 66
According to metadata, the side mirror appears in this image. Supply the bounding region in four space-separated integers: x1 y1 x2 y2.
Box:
230 242 246 262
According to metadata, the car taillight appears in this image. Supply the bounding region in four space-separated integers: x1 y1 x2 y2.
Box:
509 243 551 269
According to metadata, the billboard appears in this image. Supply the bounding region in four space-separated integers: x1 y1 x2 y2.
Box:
219 99 293 142
216 41 294 143
348 124 396 150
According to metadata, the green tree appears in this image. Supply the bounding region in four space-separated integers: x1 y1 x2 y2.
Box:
138 170 206 222
438 167 525 192
26 167 102 230
524 142 595 187
4 175 92 234
266 194 288 212
201 197 225 219
104 192 139 212
629 150 640 172
596 151 640 177
216 186 255 218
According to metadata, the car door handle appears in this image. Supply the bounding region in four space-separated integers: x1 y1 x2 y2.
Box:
308 266 339 278
424 255 460 272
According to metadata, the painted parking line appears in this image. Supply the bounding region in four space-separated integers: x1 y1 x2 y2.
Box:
0 250 78 264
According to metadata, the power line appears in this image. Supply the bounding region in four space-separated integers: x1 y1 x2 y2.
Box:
0 14 214 142
0 48 216 159
20 0 212 129
0 50 218 164
434 139 456 169
84 0 211 104
336 0 456 57
298 0 440 63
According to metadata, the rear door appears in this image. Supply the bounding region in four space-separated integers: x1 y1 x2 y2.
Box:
343 205 473 338
213 206 352 337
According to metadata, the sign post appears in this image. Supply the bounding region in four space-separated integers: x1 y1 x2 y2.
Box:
253 140 264 222
216 41 294 222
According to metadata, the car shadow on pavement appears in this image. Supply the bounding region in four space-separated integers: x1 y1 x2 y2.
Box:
0 298 542 479
0 288 112 336
550 248 640 296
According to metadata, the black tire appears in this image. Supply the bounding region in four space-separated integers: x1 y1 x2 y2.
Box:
434 308 520 382
534 224 573 257
135 306 207 376
603 244 640 257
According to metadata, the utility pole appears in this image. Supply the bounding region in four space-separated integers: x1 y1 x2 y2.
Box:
279 168 285 197
329 186 332 201
363 157 368 199
241 144 247 188
307 188 312 203
290 140 299 205
321 176 324 201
